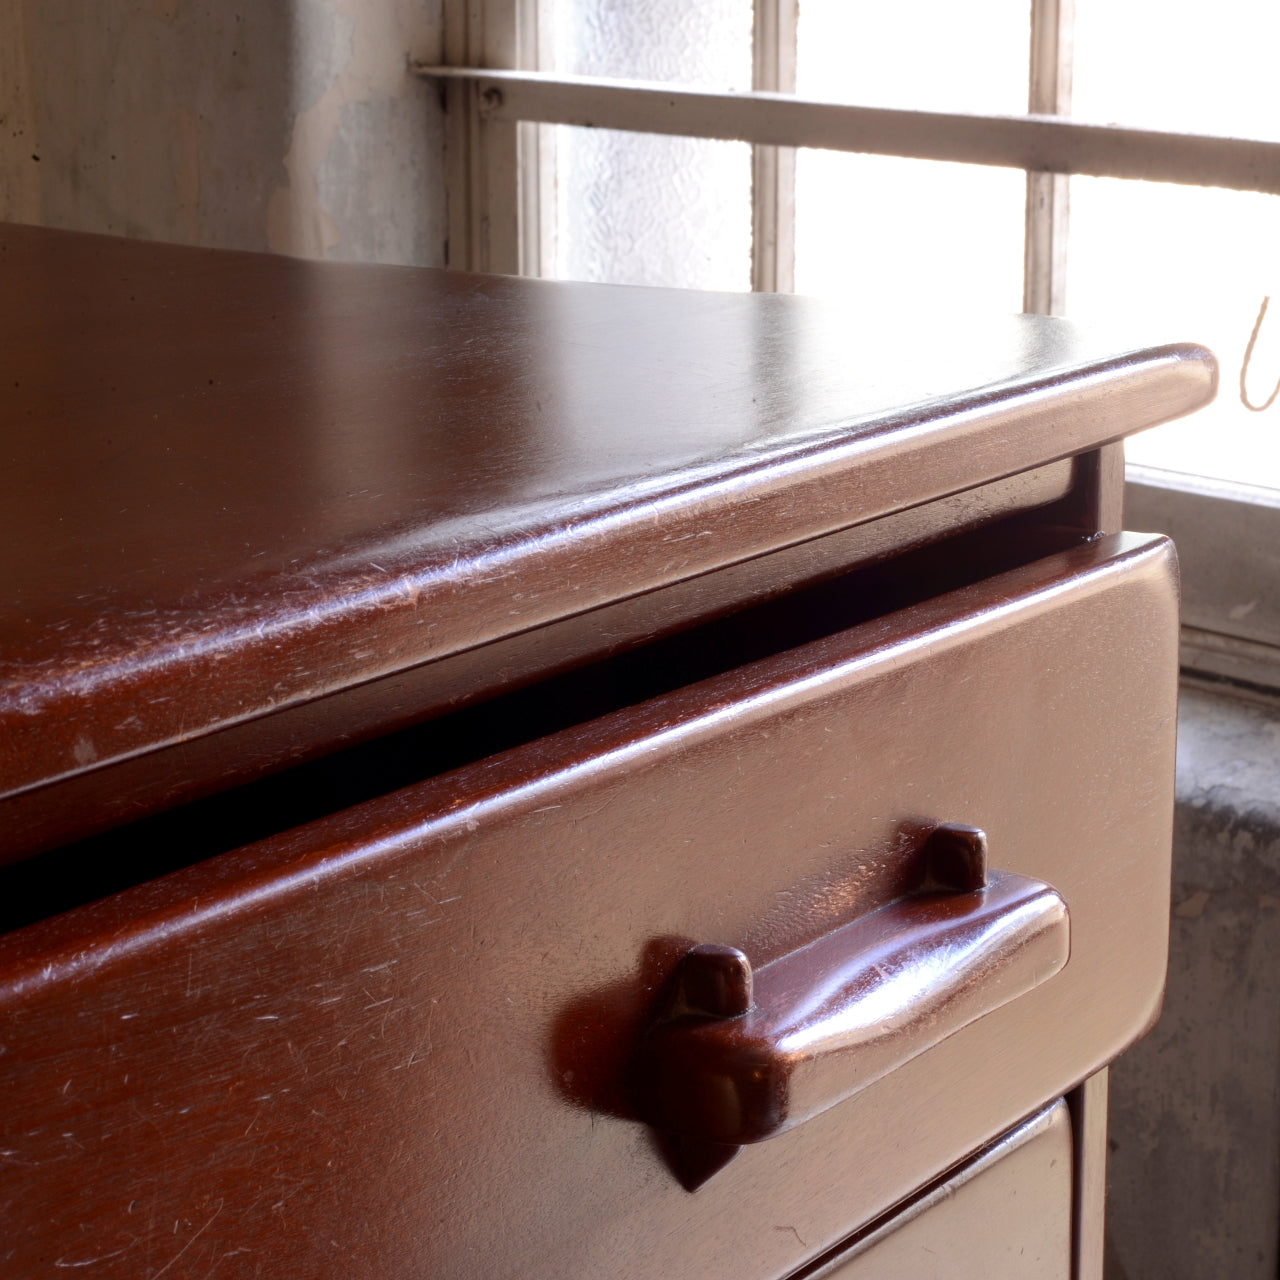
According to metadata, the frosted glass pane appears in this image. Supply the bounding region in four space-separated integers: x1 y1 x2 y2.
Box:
554 128 752 291
1070 0 1280 486
797 0 1029 115
555 0 751 88
1075 0 1280 140
551 0 753 290
794 0 1027 311
794 151 1025 313
1068 178 1280 488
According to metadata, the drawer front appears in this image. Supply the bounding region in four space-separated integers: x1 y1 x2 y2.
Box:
809 1100 1072 1280
0 534 1177 1279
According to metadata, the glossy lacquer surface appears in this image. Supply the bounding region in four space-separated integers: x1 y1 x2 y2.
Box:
641 861 1068 1153
0 224 1213 818
0 533 1178 1280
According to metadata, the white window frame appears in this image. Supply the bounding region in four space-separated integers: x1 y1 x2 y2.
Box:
423 0 1280 690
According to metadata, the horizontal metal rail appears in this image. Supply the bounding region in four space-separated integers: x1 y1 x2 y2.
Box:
415 65 1280 195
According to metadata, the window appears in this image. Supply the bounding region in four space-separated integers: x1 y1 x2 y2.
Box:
422 0 1280 689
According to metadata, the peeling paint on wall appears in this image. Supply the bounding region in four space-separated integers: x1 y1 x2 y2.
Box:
0 1 446 266
268 0 445 264
267 2 355 258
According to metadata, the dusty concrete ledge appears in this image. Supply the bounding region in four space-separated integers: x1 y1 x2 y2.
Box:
1106 681 1280 1280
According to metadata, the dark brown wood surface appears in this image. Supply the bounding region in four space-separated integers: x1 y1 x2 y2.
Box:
0 532 1178 1279
0 458 1079 862
0 224 1214 853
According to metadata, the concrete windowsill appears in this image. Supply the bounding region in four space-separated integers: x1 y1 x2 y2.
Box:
1106 680 1280 1280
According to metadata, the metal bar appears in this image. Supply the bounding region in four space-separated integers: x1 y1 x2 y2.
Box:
1024 0 1073 315
414 65 1280 196
751 0 797 293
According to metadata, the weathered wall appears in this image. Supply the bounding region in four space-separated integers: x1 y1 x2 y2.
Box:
0 1 446 265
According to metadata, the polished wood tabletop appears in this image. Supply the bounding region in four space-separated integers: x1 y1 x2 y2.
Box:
0 224 1215 845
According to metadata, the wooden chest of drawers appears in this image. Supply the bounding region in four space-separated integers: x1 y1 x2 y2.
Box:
0 225 1215 1278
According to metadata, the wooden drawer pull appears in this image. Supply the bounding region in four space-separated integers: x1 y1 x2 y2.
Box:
639 825 1069 1183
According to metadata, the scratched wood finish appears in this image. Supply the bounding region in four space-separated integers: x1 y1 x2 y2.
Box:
0 225 1214 859
0 458 1078 863
0 534 1178 1279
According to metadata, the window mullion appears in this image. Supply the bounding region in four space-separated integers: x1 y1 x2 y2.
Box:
1023 0 1073 316
752 0 798 293
442 0 541 275
516 0 554 277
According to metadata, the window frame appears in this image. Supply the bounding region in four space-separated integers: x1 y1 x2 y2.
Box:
426 0 1280 687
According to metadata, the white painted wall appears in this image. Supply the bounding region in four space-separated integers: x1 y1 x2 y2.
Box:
0 0 447 266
